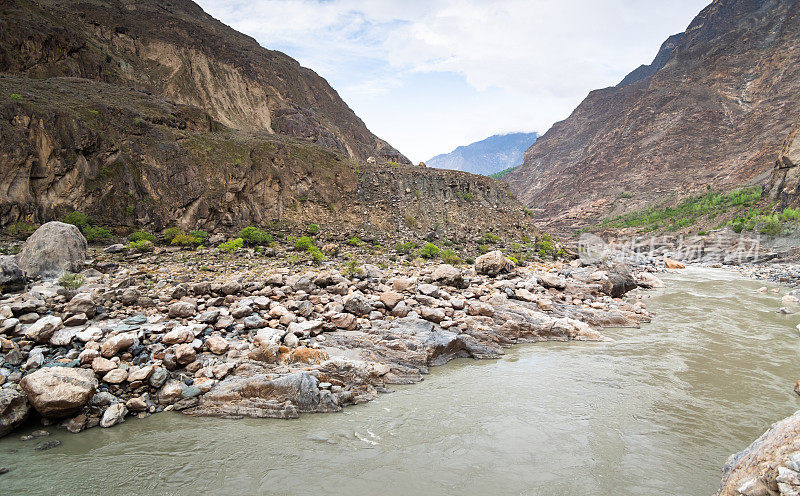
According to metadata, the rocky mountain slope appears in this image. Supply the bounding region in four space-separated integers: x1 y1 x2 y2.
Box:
0 0 535 237
767 118 800 208
505 0 800 233
427 132 539 176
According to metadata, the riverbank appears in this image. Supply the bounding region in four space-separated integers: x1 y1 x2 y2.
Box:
0 229 654 445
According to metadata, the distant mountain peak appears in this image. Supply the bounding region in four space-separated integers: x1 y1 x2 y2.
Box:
427 132 539 176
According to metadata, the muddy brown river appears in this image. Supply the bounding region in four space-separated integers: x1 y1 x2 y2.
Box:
1 267 799 495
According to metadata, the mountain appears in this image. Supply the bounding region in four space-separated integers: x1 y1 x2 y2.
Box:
0 0 535 237
505 0 800 233
427 132 539 176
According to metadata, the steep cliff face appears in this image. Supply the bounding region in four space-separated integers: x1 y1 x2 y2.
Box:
506 0 800 233
0 0 408 164
0 77 533 238
766 120 800 208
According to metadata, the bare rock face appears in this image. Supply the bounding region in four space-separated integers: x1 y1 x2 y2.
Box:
0 389 30 438
717 410 800 496
475 251 516 277
189 371 340 419
16 222 87 280
0 255 24 293
20 367 98 418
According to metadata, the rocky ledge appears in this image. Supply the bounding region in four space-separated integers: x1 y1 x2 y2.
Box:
717 410 800 496
0 224 656 438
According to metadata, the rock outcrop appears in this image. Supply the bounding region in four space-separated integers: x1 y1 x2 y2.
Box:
15 222 87 279
505 0 800 233
767 119 800 208
0 256 24 293
717 410 800 496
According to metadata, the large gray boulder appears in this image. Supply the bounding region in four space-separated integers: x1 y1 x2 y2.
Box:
0 255 24 293
0 389 30 437
16 222 87 279
475 250 515 277
20 366 97 418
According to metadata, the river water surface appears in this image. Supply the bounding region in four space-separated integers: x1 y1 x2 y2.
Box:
2 267 800 495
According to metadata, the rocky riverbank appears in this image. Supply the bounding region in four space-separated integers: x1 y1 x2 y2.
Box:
0 222 656 442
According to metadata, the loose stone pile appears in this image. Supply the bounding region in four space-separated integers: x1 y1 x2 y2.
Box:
0 226 657 439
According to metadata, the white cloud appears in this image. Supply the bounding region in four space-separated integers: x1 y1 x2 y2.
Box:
196 0 710 162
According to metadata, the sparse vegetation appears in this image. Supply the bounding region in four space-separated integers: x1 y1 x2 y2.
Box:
129 230 156 243
170 232 201 247
189 230 210 245
127 240 154 253
601 187 763 232
63 211 90 230
394 241 417 254
58 273 85 290
480 232 500 245
294 236 316 252
162 227 184 244
489 166 518 179
10 93 23 101
307 223 321 235
238 226 273 246
7 221 37 240
418 242 440 259
727 206 800 235
441 249 461 265
83 226 113 244
347 236 362 246
218 238 244 252
458 191 474 202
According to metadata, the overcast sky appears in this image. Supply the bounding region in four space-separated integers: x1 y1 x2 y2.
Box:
196 0 709 163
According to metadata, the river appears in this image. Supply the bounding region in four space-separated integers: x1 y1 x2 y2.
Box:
1 267 799 495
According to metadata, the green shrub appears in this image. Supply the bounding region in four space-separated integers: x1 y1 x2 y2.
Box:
477 244 489 254
189 230 210 244
239 226 273 246
219 238 243 252
441 249 461 265
7 221 37 240
294 236 316 252
395 241 417 254
419 243 440 259
170 232 200 246
127 240 154 252
58 273 85 290
129 230 156 243
63 211 90 230
83 226 113 244
162 227 184 244
347 236 362 246
480 233 500 245
310 248 326 265
307 223 321 235
10 93 23 101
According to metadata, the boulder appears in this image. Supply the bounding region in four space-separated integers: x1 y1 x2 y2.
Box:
100 403 127 428
475 250 515 276
16 222 87 279
20 367 97 418
431 264 465 288
205 335 229 355
599 264 637 298
168 301 196 319
64 293 96 318
380 291 404 309
24 315 63 343
0 389 30 437
664 257 686 269
100 332 137 357
343 293 372 316
538 273 567 290
0 256 25 293
637 272 665 289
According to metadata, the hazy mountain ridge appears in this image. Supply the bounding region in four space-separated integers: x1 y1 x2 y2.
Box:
427 132 539 176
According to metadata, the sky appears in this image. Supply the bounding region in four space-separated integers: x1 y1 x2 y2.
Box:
195 0 710 163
